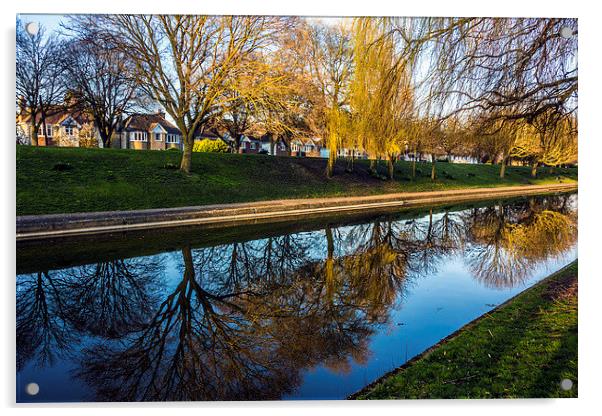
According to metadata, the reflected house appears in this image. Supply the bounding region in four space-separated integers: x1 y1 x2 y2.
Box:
116 111 182 150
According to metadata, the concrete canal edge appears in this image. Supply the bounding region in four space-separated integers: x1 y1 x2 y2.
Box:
347 260 579 400
16 183 577 241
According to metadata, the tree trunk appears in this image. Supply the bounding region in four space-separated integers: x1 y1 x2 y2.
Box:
531 161 538 178
180 133 194 173
30 120 39 146
412 147 417 179
99 130 111 148
327 148 336 178
235 134 243 153
325 225 335 300
387 155 395 180
370 159 377 175
431 155 436 181
499 155 508 178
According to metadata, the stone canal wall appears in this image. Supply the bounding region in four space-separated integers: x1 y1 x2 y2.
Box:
16 183 577 241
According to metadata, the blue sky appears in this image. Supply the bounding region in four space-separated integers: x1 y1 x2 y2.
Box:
18 14 65 33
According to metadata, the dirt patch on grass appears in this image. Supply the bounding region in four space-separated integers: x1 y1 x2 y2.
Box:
543 272 578 301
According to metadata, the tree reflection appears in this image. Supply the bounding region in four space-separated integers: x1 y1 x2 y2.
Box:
16 194 577 401
61 258 164 338
75 241 380 401
16 257 164 371
16 271 72 371
463 196 577 288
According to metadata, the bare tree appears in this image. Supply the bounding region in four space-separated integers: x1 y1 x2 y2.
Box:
62 21 141 148
82 15 287 173
301 21 354 177
16 20 66 146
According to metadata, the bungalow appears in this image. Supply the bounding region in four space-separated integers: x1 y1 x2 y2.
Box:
239 135 263 154
320 147 369 159
116 111 182 151
16 107 100 147
291 137 323 157
259 134 289 156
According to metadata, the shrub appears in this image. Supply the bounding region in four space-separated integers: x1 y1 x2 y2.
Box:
193 139 230 153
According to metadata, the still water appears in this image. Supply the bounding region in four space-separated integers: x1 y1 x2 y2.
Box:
16 193 577 402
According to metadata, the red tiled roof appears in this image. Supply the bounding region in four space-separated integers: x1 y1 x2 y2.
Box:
18 106 93 126
122 113 181 135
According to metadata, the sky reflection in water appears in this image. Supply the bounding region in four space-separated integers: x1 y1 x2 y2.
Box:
16 193 578 402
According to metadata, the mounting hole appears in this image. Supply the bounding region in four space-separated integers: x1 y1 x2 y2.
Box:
560 27 574 39
25 22 39 36
560 378 573 391
25 382 39 396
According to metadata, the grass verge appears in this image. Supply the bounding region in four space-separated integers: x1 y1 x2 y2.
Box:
353 260 578 399
17 146 577 215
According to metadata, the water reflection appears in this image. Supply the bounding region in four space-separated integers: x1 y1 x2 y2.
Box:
16 193 577 401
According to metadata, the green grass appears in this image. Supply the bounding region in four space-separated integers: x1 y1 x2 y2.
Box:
16 146 577 215
354 261 578 399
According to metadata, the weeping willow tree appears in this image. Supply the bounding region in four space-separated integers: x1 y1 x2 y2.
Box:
378 17 578 177
512 109 578 177
350 18 415 180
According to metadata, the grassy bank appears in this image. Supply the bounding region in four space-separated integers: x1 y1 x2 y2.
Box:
17 146 577 215
354 261 578 399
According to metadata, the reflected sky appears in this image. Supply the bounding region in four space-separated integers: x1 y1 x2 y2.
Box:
16 193 577 402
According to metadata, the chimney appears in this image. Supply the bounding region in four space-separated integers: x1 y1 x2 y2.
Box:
157 109 166 119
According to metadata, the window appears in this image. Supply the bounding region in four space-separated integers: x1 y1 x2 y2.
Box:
65 126 74 136
131 131 147 142
166 134 179 144
46 125 53 137
155 133 162 141
279 143 285 151
250 142 256 150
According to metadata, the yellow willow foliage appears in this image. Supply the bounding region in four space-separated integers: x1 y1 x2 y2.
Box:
468 207 576 288
503 210 577 261
350 17 415 161
539 117 578 166
341 244 406 309
511 121 541 159
511 113 578 166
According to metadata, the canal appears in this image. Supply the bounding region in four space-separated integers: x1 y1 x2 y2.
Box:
16 192 577 402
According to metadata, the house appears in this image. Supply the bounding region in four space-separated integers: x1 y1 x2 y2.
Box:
16 106 100 147
291 137 323 157
259 134 289 156
319 147 369 159
116 111 182 151
239 135 263 154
